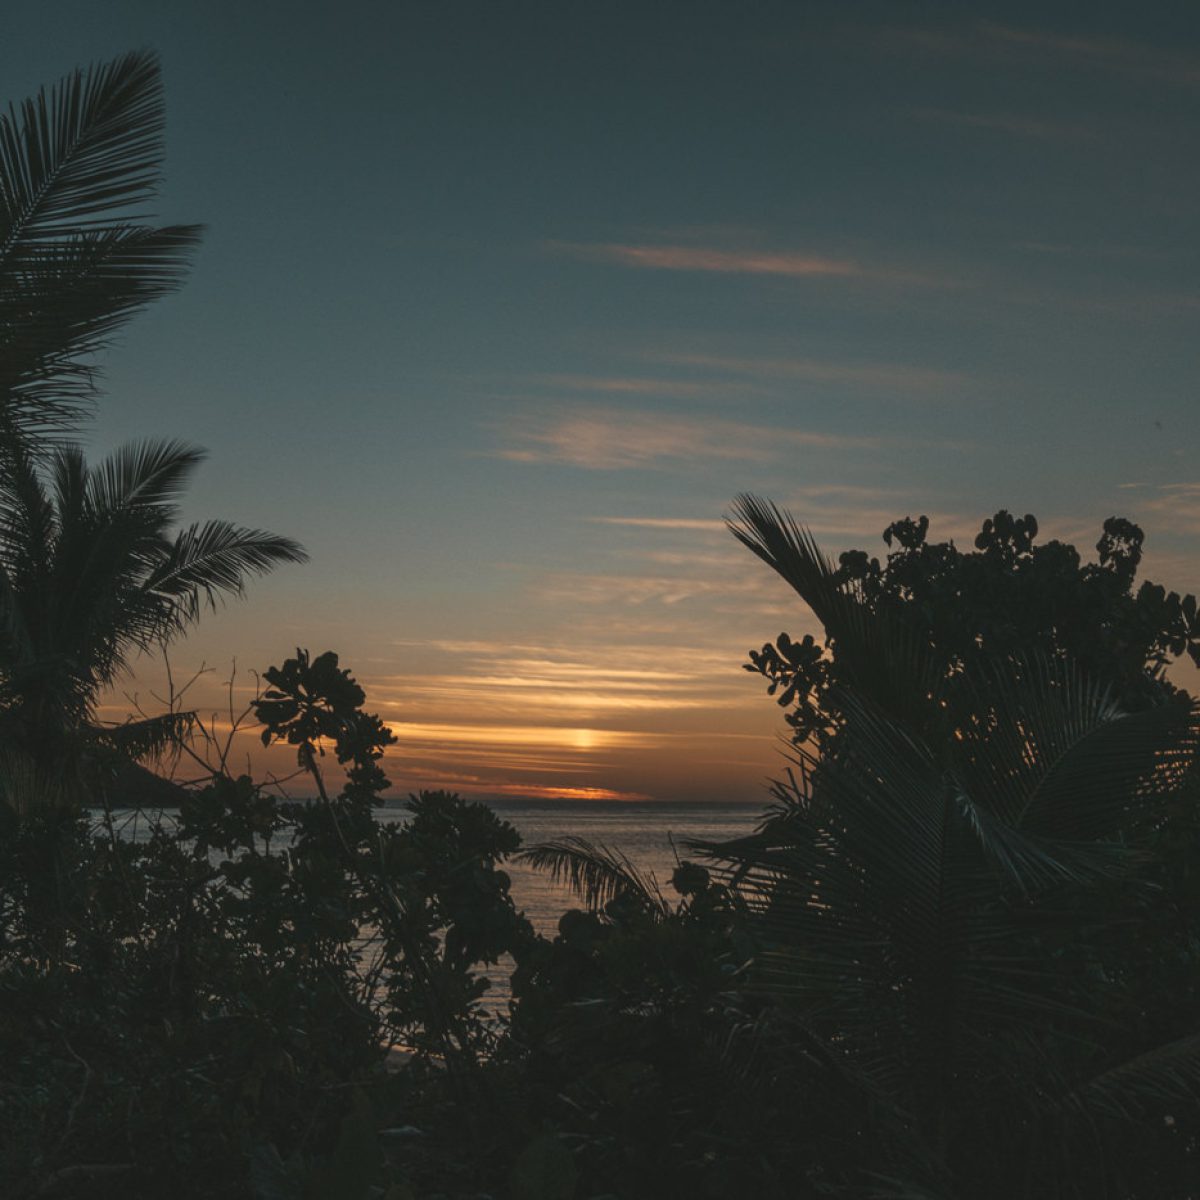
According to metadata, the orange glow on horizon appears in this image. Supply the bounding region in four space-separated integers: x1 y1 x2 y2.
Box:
385 721 658 751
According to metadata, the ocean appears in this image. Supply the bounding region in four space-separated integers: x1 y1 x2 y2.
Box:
391 798 761 1015
101 798 762 933
423 799 759 933
98 798 762 1027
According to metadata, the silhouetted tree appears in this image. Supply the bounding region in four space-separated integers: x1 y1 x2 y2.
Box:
731 495 1199 751
0 53 302 813
0 439 305 811
698 653 1200 1197
0 50 201 443
704 495 1200 1195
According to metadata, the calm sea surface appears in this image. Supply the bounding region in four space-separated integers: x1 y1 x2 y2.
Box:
450 799 758 933
103 800 761 935
100 799 761 1022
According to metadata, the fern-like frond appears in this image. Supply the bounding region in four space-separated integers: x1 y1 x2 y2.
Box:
94 710 195 764
727 493 941 735
516 836 668 916
0 49 165 254
84 438 204 517
0 52 201 437
726 492 840 623
141 521 308 625
1071 1032 1200 1123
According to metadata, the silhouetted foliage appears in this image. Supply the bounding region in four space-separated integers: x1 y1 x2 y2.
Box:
0 52 303 816
0 50 201 441
255 648 395 805
6 47 1200 1200
0 441 306 814
733 494 1200 751
708 496 1200 1197
0 655 535 1198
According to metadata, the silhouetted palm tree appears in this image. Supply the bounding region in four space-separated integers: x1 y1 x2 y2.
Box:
726 492 953 747
0 50 200 441
694 655 1200 1197
0 439 306 811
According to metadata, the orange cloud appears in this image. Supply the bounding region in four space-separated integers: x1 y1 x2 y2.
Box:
551 240 958 288
589 517 727 531
493 406 877 470
591 488 977 547
98 623 785 805
536 570 780 609
1117 483 1200 537
532 373 743 398
558 241 861 277
387 722 659 751
372 639 760 726
378 760 653 803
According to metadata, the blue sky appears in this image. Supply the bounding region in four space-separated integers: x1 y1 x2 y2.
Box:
5 2 1199 801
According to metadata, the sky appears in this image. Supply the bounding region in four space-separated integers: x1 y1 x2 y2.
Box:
4 1 1199 803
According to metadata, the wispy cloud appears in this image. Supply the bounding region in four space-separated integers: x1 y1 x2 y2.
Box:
554 241 861 278
387 721 658 750
530 557 819 624
589 516 727 532
537 571 780 609
782 492 1097 550
369 637 778 802
372 639 762 725
793 505 976 543
1116 482 1200 536
550 241 956 288
532 373 750 399
382 755 654 802
493 406 877 470
589 486 980 551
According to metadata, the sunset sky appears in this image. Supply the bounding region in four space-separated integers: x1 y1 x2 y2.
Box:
5 3 1199 803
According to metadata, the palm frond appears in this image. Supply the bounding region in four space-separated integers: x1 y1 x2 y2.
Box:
955 786 1132 898
0 49 165 256
727 493 940 734
141 520 308 625
0 560 30 662
0 51 201 437
516 836 668 915
0 744 86 817
1071 1032 1200 1123
857 1174 956 1200
689 666 1161 1116
957 656 1129 824
0 439 306 761
84 438 204 516
0 436 56 579
48 443 88 525
0 225 201 436
726 492 840 624
93 710 195 763
1018 698 1199 842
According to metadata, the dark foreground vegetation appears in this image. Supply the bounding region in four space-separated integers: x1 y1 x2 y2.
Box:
2 52 1200 1200
4 530 1200 1200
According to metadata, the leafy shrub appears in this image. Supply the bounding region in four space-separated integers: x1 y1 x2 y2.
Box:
0 653 533 1198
